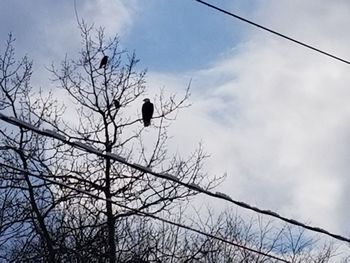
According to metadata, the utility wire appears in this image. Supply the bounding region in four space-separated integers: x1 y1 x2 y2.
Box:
0 162 291 263
0 113 349 244
194 0 350 65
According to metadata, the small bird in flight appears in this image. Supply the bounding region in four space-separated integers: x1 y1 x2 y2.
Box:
142 98 154 127
99 55 108 69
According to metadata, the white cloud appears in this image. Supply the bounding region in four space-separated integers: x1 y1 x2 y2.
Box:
80 0 138 37
147 0 350 237
1 0 349 244
0 0 139 88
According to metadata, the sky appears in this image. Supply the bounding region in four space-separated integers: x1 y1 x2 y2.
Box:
1 0 350 252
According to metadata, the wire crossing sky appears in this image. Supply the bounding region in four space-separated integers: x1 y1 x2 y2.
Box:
0 162 291 263
194 0 350 65
1 2 350 259
1 112 350 244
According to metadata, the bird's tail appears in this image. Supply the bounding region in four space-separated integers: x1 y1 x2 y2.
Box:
143 120 150 127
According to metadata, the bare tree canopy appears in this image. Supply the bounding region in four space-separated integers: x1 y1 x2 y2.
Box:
0 25 347 262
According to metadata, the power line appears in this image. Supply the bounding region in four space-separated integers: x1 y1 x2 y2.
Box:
0 162 291 263
0 112 350 244
194 0 350 65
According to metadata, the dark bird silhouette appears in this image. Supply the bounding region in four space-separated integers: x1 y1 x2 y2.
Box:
99 55 108 69
142 98 154 127
114 99 120 109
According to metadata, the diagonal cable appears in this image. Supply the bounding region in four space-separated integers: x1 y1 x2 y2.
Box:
0 112 349 243
0 162 291 263
194 0 350 65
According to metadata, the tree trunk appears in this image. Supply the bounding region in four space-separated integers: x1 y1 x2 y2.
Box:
105 143 116 262
21 154 55 262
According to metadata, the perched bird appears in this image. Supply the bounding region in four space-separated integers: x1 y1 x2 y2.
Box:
114 99 120 109
142 98 154 127
99 55 108 69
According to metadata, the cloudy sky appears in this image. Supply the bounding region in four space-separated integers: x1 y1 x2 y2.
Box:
1 0 350 247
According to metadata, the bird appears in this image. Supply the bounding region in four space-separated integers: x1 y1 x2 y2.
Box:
99 55 108 69
113 99 120 109
142 98 154 127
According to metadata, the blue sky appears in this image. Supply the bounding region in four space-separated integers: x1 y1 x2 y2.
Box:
1 0 350 251
122 0 252 72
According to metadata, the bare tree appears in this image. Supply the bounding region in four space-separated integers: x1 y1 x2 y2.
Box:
0 27 345 263
45 22 221 262
0 34 67 262
100 208 339 263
